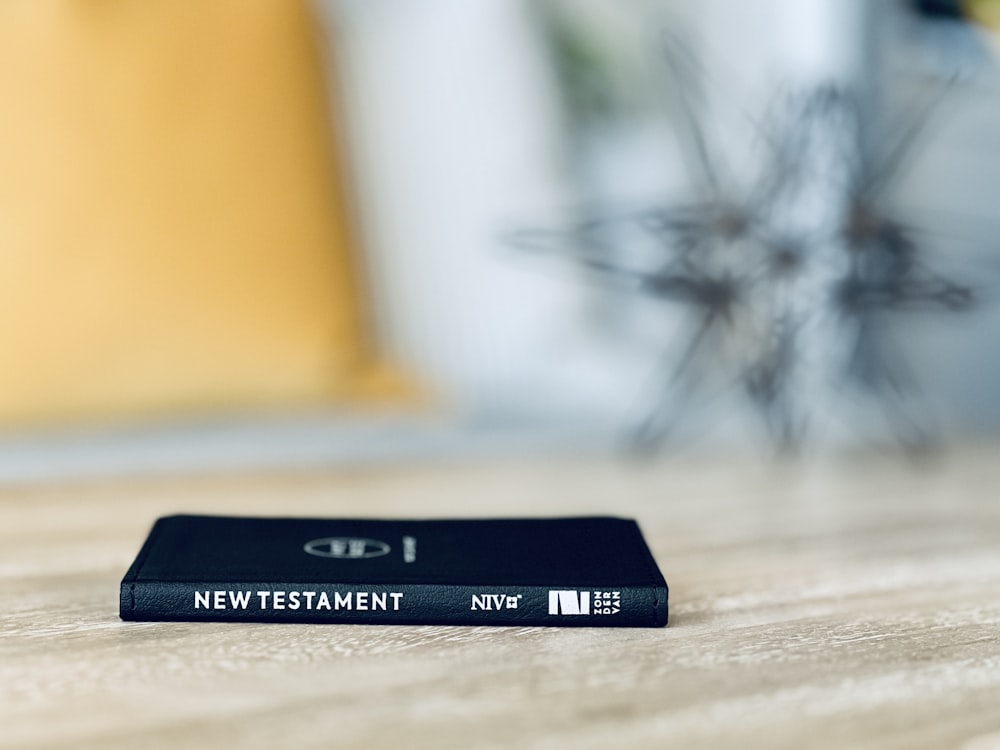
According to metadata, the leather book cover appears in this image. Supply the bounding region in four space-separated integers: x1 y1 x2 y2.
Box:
120 515 668 627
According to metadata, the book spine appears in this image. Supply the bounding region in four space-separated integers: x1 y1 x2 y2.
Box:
120 581 668 627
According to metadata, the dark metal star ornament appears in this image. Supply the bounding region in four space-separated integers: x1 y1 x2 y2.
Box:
509 40 978 453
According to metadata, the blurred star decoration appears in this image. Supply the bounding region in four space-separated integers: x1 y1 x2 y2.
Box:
509 33 988 454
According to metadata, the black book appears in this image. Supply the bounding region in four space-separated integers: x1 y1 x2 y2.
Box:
120 515 669 628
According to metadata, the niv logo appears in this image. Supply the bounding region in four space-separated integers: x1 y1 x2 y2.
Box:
471 593 522 611
548 590 590 616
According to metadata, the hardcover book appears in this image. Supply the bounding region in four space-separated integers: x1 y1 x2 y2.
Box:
120 515 668 627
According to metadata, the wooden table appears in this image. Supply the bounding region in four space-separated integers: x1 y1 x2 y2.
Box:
3 448 1000 749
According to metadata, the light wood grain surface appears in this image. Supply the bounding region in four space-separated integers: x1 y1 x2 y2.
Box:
3 448 1000 749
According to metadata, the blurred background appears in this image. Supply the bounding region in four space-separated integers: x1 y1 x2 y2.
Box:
1 0 999 481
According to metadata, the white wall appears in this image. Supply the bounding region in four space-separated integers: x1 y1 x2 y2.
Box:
321 0 665 422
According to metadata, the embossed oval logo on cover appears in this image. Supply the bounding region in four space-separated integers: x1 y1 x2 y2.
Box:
303 537 391 559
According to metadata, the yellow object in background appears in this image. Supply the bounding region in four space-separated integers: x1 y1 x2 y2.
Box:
968 0 1000 56
968 0 1000 28
0 0 380 427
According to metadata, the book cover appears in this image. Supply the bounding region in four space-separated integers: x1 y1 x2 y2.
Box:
120 515 668 627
